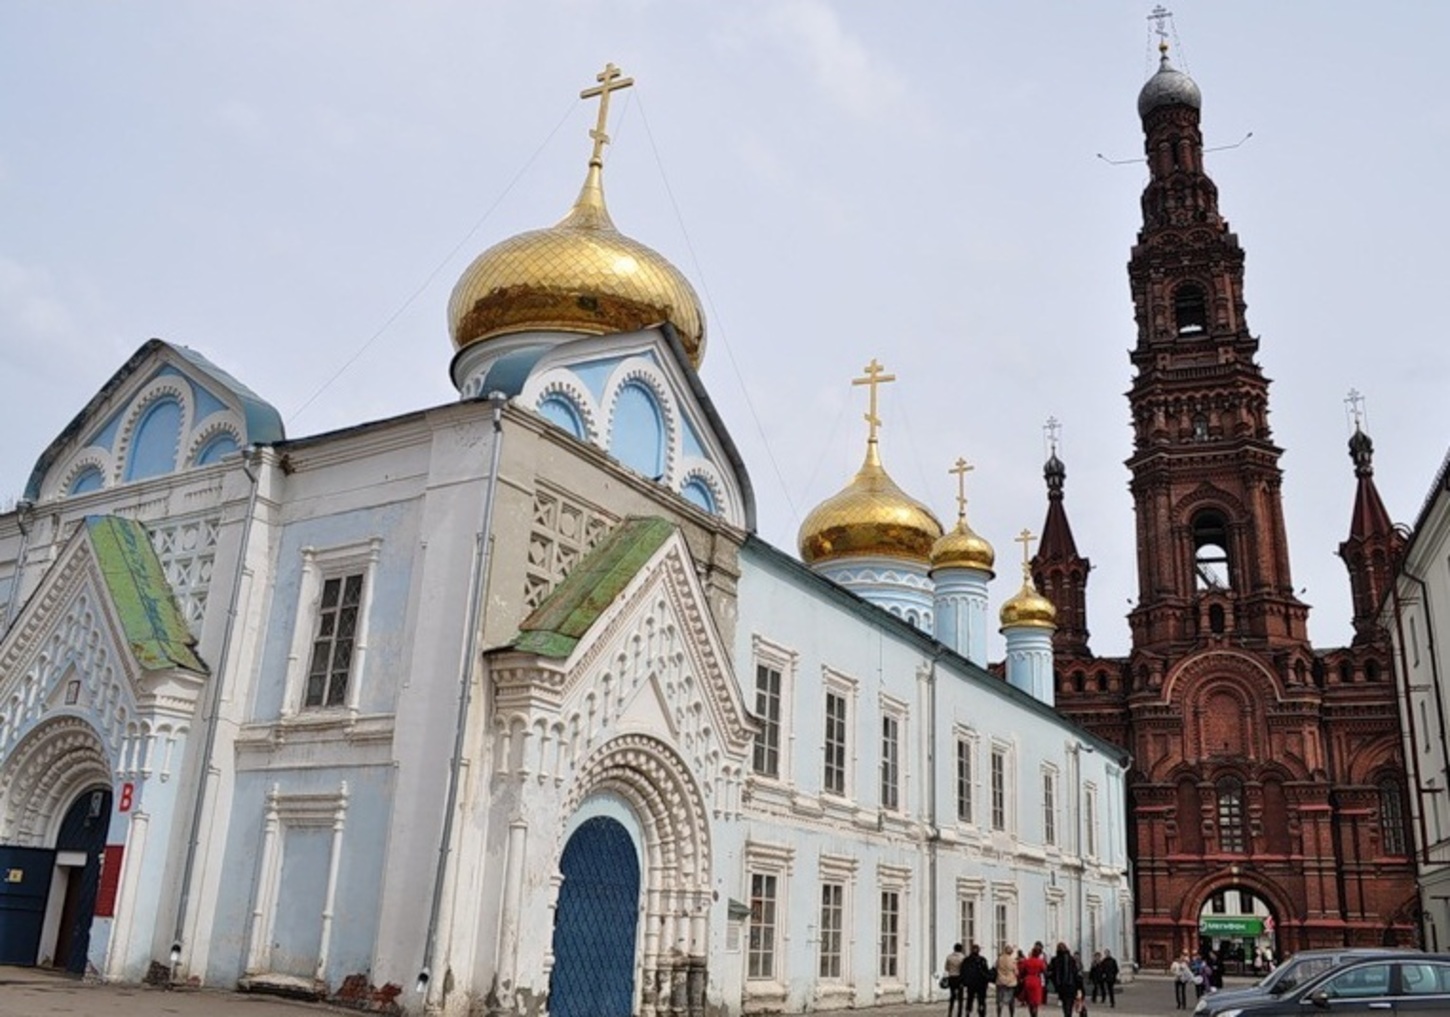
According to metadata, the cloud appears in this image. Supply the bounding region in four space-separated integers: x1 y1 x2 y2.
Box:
763 0 909 123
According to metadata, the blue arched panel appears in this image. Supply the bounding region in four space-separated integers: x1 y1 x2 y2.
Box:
69 468 104 495
681 477 717 514
539 394 586 439
124 399 182 482
609 382 665 480
195 434 239 465
550 816 639 1017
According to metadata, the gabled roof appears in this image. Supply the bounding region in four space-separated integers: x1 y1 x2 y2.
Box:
512 516 675 659
85 515 206 673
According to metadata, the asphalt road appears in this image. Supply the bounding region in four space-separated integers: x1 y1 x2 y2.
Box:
0 967 1243 1016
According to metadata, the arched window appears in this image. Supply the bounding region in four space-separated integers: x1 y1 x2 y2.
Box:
609 381 665 480
1217 776 1246 853
1174 284 1208 336
681 477 717 514
1193 511 1232 591
539 393 586 439
69 467 105 495
124 397 182 482
195 433 239 465
1379 779 1407 856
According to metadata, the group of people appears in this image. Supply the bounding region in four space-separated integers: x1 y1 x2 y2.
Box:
1168 951 1224 1010
943 941 1120 1017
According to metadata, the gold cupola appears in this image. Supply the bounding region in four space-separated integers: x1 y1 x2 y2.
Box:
930 457 995 575
999 528 1057 629
447 64 706 366
798 360 944 566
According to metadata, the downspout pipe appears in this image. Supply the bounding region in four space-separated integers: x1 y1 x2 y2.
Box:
927 651 941 984
172 445 264 966
418 391 509 1007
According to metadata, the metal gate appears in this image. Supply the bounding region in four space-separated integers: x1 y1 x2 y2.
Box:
550 817 640 1017
54 788 111 974
0 846 56 966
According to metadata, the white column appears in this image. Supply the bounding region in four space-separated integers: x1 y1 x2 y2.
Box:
104 809 149 978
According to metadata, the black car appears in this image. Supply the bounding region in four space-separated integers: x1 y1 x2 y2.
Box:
1195 948 1421 1016
1208 954 1450 1016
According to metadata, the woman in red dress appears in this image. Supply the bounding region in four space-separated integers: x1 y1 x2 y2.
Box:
1016 941 1048 1017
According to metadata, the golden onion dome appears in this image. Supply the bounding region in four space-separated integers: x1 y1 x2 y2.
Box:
447 161 706 366
931 518 996 575
999 571 1057 630
799 441 944 566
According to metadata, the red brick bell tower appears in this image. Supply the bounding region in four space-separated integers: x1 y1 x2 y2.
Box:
1047 39 1418 967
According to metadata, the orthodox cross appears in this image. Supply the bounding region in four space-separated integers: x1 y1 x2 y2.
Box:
949 457 974 520
1148 5 1172 52
581 62 634 166
852 358 896 444
1044 416 1062 457
1345 388 1366 431
1014 528 1038 578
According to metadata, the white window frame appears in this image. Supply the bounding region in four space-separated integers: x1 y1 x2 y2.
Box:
991 882 1018 954
956 878 985 950
745 840 795 993
877 864 911 984
955 729 978 826
281 538 382 719
818 853 858 985
1042 764 1059 847
1084 782 1099 858
989 741 1015 834
821 667 858 800
751 636 798 782
880 694 907 813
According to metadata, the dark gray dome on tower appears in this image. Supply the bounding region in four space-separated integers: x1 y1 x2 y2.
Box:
1137 49 1201 118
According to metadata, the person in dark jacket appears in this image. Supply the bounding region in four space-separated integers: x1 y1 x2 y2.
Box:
962 942 993 1017
1099 949 1119 1008
1087 952 1104 1003
1046 942 1081 1017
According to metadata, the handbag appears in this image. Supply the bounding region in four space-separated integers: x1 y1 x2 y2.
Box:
940 976 951 990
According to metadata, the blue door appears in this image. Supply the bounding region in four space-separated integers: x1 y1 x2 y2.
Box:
54 788 111 974
0 846 56 965
550 817 640 1017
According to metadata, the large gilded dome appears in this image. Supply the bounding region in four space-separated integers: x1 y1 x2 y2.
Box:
447 162 706 366
799 443 944 566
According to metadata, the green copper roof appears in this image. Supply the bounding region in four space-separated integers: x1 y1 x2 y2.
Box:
512 516 675 659
86 516 207 673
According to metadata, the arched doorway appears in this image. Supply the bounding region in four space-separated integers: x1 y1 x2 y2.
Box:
1197 886 1277 974
550 816 640 1017
49 787 112 974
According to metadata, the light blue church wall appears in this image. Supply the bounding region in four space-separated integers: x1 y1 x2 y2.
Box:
249 502 418 721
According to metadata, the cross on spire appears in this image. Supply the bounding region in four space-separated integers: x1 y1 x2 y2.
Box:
1345 388 1366 432
1014 528 1038 579
1044 416 1062 457
581 62 634 167
1148 5 1173 54
949 457 975 521
852 358 896 445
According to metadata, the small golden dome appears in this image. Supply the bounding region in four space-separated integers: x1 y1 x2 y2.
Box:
999 574 1057 629
799 442 944 566
931 519 996 575
447 162 706 366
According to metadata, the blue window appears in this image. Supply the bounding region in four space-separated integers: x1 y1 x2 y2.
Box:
609 382 665 479
124 398 182 482
681 477 716 513
69 468 105 495
195 434 239 465
538 394 586 439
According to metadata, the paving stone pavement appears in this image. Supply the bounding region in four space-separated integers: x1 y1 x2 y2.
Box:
0 967 1253 1016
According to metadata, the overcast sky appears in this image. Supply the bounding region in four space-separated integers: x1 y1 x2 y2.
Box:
2 2 1447 660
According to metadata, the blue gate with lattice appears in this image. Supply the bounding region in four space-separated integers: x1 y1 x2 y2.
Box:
550 816 640 1017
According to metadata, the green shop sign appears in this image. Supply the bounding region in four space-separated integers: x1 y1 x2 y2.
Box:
1199 916 1265 936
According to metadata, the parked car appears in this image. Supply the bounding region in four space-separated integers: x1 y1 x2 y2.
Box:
1206 953 1450 1016
1194 948 1421 1015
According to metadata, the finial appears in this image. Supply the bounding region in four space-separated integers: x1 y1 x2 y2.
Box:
1043 417 1066 497
1345 388 1366 433
1149 5 1173 62
1014 528 1038 580
581 62 635 168
1044 416 1062 458
1345 389 1375 476
852 358 897 446
949 457 975 523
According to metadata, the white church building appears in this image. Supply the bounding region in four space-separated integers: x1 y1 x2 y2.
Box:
0 65 1130 1016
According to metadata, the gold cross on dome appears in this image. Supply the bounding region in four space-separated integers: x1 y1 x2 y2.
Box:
1015 528 1038 572
851 358 896 444
581 62 635 167
949 457 974 520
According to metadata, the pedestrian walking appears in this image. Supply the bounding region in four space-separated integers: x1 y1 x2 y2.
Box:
995 944 1019 1017
944 942 967 1017
1046 941 1081 1017
1087 951 1103 1003
1099 949 1119 1008
1169 951 1193 1010
1018 941 1048 1017
962 942 992 1017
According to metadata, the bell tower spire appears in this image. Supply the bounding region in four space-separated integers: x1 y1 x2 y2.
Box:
1338 392 1406 648
1032 418 1092 659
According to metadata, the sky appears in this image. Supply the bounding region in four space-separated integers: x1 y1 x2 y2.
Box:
2 2 1448 660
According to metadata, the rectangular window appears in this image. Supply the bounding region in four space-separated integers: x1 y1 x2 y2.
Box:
819 882 844 979
305 572 363 708
881 715 900 811
1238 890 1252 914
994 902 1008 952
990 748 1006 831
959 898 977 951
956 738 973 823
879 890 900 979
824 691 848 796
1042 769 1057 846
753 664 782 777
1211 891 1226 914
748 872 778 979
1085 786 1098 856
